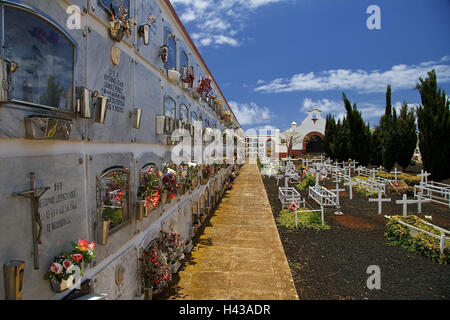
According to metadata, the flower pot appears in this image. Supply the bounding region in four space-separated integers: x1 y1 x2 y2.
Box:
201 177 208 185
165 116 173 133
144 288 152 300
136 201 145 221
155 115 165 135
170 261 181 274
98 220 110 245
182 82 190 89
175 119 182 130
191 178 198 190
50 276 75 293
168 69 180 83
161 190 168 204
200 214 206 224
184 240 194 253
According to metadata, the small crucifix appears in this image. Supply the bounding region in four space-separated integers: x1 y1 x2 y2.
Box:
415 189 431 214
13 172 50 270
369 191 391 215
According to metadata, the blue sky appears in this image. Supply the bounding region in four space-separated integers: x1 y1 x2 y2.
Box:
170 0 450 132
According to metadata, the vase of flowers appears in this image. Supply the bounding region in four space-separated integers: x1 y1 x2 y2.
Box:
44 239 96 292
140 247 171 300
159 232 184 274
162 167 177 202
108 5 136 42
137 167 162 215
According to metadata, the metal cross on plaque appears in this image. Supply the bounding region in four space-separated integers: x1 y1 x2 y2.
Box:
13 172 50 269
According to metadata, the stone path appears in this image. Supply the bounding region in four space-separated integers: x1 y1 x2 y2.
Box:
167 164 298 300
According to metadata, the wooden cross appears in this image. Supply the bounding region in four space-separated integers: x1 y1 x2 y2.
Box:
344 180 357 200
417 170 431 185
396 194 420 217
13 172 50 270
369 191 391 215
390 168 402 183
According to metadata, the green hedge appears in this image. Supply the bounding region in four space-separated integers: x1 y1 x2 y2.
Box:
385 215 449 264
295 174 315 191
277 209 330 230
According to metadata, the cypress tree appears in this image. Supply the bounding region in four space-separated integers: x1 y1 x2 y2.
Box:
342 93 372 165
370 125 383 166
396 102 417 171
323 114 336 159
333 118 350 162
416 70 450 181
381 85 398 171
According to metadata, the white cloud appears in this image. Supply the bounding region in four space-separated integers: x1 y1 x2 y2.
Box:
228 101 273 125
171 0 288 47
255 57 450 93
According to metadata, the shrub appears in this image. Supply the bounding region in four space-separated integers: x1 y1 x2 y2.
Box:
278 209 330 230
386 180 414 196
296 174 315 191
385 215 449 264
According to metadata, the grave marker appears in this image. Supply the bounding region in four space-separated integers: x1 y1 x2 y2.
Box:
368 191 391 215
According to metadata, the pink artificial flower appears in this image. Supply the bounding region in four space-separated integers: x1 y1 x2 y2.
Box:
50 262 63 274
88 241 95 251
63 259 73 270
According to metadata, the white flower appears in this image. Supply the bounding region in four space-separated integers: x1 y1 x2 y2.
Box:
50 262 63 274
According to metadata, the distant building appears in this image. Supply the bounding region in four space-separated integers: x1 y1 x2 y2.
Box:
245 109 326 160
278 109 326 158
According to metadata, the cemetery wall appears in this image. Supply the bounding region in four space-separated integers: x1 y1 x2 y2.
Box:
0 0 238 300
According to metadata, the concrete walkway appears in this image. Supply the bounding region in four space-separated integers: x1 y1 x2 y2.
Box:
168 164 298 300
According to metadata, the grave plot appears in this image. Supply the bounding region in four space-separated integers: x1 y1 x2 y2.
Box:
262 175 450 300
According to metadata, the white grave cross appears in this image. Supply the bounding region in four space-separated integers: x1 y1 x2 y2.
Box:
417 170 431 185
396 194 420 217
390 168 402 183
368 191 391 215
344 179 358 200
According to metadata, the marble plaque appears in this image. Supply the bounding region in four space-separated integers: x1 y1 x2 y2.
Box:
0 154 88 300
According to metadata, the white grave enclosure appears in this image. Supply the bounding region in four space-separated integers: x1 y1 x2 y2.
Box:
0 0 242 300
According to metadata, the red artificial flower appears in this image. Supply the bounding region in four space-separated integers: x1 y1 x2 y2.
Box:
78 239 89 252
71 253 83 263
169 193 175 200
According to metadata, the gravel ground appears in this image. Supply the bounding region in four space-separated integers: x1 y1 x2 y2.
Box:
262 172 450 300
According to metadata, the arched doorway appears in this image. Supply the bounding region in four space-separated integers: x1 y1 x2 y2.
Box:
303 132 324 154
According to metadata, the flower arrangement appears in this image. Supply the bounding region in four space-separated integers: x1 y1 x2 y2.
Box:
196 76 212 96
43 239 96 285
162 167 178 200
158 232 184 264
184 163 199 189
201 164 214 180
140 247 172 291
109 5 136 42
288 202 300 211
138 167 163 210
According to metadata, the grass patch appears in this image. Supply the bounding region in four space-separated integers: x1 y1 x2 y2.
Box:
278 209 330 230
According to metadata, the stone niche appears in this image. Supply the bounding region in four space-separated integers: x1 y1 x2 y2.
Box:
0 154 88 300
86 29 134 143
134 63 162 144
87 153 135 264
0 0 86 140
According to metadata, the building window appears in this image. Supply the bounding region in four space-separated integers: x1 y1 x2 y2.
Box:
164 27 176 70
2 4 76 111
164 96 176 118
191 111 197 123
179 104 189 122
97 167 130 234
181 50 188 69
